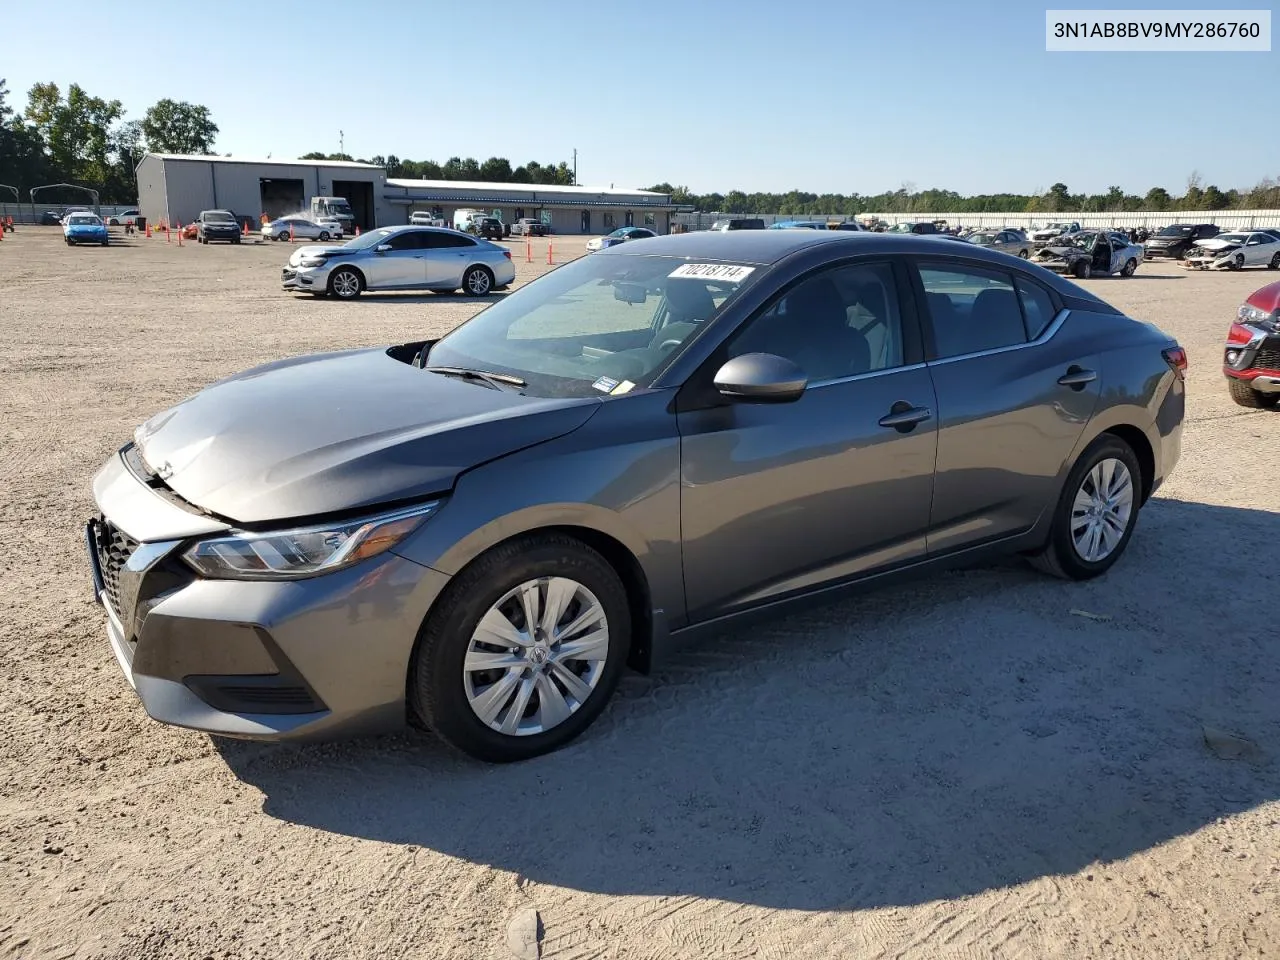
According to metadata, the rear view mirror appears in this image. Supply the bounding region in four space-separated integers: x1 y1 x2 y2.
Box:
614 282 648 305
713 353 807 403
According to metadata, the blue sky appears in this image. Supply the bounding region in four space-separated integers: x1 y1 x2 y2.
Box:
5 0 1277 195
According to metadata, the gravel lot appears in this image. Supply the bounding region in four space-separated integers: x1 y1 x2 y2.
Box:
1 226 1277 960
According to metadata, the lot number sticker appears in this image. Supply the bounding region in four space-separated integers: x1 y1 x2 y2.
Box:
668 263 756 283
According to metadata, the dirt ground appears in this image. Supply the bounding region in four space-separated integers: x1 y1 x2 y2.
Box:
1 226 1277 960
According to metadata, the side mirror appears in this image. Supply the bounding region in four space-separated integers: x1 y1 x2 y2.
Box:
375 243 393 253
713 353 807 403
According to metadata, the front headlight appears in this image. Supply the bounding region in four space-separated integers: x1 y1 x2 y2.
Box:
1239 303 1274 325
298 256 329 268
182 501 442 580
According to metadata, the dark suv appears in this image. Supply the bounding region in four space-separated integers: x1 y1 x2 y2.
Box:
196 209 242 244
475 217 504 240
1144 223 1219 260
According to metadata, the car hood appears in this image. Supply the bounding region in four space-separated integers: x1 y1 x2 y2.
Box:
132 347 600 524
1193 238 1238 251
1039 244 1084 258
288 244 351 264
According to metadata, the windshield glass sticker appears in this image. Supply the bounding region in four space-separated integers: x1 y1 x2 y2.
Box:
609 380 635 395
668 264 756 283
592 376 620 394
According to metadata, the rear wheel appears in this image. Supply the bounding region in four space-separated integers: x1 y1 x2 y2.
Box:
409 534 630 762
1028 435 1142 580
1270 252 1280 270
1018 248 1029 258
462 265 494 296
1121 258 1137 277
318 231 330 242
1228 377 1280 409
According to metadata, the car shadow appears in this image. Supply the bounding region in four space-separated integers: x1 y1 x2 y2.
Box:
315 292 511 305
1117 274 1186 281
215 497 1279 911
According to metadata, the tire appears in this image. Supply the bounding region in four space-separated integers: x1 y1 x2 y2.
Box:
409 533 630 763
1230 254 1245 271
328 267 363 299
318 231 330 242
232 237 240 245
101 239 108 247
65 238 73 246
1073 260 1091 280
1121 258 1137 277
1269 252 1280 270
462 265 494 296
1018 249 1029 258
1228 377 1280 409
1028 434 1142 580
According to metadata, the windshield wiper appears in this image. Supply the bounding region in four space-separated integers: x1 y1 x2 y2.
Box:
424 366 526 390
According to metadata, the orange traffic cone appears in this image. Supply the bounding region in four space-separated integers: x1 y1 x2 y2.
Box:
289 223 295 242
145 221 152 238
242 220 249 236
546 239 553 264
165 222 171 243
176 221 184 246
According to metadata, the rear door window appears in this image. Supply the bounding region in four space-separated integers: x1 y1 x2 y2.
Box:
917 264 1027 358
1014 276 1058 340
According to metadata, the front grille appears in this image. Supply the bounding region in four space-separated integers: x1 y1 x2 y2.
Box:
1252 346 1280 370
96 518 138 617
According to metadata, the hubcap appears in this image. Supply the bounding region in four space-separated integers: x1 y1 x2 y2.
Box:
468 270 490 294
463 577 609 736
1071 457 1134 563
334 272 359 297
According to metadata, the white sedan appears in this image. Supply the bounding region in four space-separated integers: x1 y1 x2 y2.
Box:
1184 231 1280 271
262 216 342 242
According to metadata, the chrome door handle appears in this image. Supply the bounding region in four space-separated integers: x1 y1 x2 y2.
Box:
878 402 932 432
1058 366 1097 389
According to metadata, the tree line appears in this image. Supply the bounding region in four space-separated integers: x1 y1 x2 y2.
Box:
0 78 217 203
300 152 576 186
644 175 1280 215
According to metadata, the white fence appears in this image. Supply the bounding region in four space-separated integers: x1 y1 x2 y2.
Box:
674 209 1280 231
0 203 137 224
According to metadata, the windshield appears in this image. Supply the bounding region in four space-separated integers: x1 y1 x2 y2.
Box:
1215 233 1248 243
1157 225 1194 237
427 255 757 398
343 227 397 249
67 214 99 225
968 233 997 244
606 228 630 237
204 211 234 222
887 223 915 233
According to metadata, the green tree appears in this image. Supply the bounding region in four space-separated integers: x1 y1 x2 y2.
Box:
479 157 513 181
26 82 124 183
1201 184 1228 210
141 99 217 154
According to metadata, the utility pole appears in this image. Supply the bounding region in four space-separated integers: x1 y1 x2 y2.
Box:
339 130 345 155
572 148 577 185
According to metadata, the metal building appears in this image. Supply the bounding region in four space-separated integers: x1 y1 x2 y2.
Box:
135 153 389 229
383 179 677 234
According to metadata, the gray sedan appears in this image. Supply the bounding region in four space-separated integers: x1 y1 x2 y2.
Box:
87 231 1184 762
281 226 516 298
965 229 1030 258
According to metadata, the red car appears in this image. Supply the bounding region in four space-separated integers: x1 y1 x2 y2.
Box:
1224 279 1280 408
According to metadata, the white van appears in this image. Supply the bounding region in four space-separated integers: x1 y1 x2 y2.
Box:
452 208 486 232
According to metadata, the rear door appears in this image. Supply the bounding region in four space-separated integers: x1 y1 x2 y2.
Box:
911 259 1101 554
423 231 480 287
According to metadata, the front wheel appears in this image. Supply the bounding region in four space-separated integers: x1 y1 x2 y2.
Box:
329 268 363 299
1269 252 1280 270
1018 248 1029 258
318 231 330 242
1121 258 1137 277
1228 377 1280 409
1229 253 1245 271
1028 435 1142 580
1073 260 1091 280
462 265 494 296
410 534 630 762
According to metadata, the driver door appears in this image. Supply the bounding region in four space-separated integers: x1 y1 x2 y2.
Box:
677 260 937 621
365 230 429 289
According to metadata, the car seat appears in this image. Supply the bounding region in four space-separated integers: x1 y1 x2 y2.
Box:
649 279 718 351
969 288 1026 351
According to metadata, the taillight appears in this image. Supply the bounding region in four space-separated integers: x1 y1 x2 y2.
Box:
1162 346 1187 379
502 250 511 259
1227 323 1255 345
